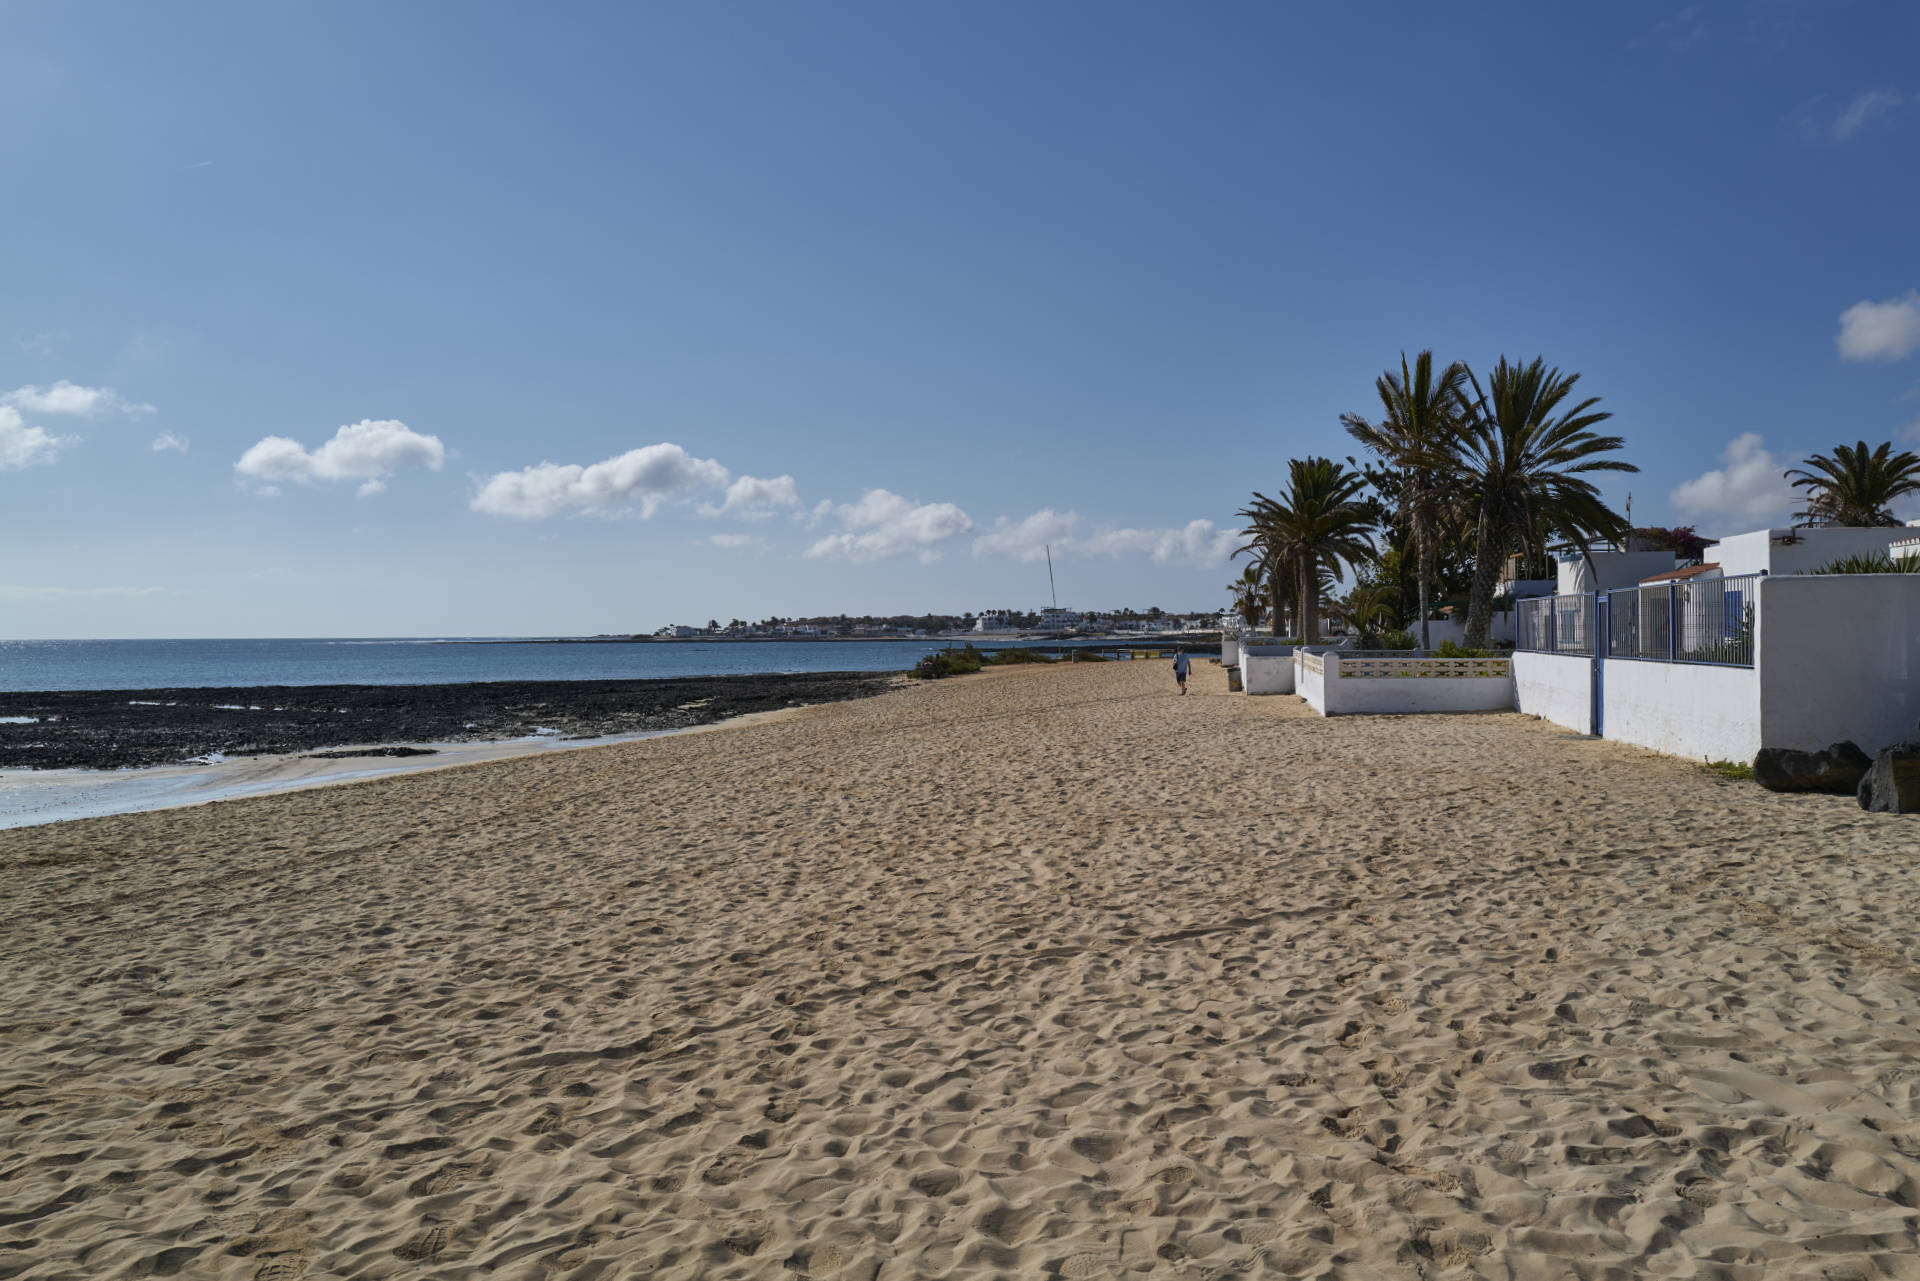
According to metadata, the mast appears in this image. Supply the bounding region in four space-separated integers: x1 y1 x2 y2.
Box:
1045 544 1058 609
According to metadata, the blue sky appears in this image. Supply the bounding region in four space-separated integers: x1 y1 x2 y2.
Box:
4 1 1917 638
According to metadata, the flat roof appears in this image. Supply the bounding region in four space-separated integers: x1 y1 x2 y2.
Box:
1638 563 1721 585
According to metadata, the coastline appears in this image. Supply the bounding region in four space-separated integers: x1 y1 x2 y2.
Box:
0 724 680 832
8 660 1919 1278
0 670 898 770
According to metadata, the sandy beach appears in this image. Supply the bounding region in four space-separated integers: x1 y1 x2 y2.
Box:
4 659 1919 1280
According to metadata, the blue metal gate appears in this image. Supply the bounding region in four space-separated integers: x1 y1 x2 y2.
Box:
1591 593 1608 737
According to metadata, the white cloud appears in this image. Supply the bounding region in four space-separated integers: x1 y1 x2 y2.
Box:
0 406 73 470
471 442 728 519
1669 433 1796 530
1837 291 1920 362
3 380 153 416
151 432 189 453
804 489 973 562
1632 5 1706 52
1073 519 1241 568
1834 88 1904 141
699 473 799 519
971 508 1082 561
706 532 765 549
235 419 446 492
972 509 1242 567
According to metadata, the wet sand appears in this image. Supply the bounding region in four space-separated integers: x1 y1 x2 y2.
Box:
0 672 896 770
4 660 1919 1279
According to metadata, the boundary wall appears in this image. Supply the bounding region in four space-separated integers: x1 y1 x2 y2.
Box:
1298 652 1512 716
1510 651 1590 734
1510 575 1920 761
1757 576 1920 753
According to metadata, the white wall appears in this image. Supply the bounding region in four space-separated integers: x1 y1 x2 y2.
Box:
1756 575 1920 754
1296 650 1325 712
1706 527 1914 577
1220 637 1239 667
1241 645 1295 695
1512 651 1591 733
1558 551 1678 595
1600 659 1761 762
1421 614 1515 648
1324 670 1514 714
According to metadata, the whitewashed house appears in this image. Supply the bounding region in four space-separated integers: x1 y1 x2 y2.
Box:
1512 525 1920 763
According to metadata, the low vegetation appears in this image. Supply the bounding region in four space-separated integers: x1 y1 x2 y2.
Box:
908 645 1107 680
1431 640 1490 659
1706 759 1754 781
1809 552 1920 575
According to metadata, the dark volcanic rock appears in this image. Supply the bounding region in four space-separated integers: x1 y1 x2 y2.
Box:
1857 741 1920 813
0 673 896 770
304 746 440 760
1753 741 1871 794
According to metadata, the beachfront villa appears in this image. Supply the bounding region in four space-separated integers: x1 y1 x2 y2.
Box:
1237 524 1920 767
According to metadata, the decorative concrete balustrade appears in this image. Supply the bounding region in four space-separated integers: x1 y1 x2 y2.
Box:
1337 655 1511 680
1295 650 1513 716
1241 643 1347 695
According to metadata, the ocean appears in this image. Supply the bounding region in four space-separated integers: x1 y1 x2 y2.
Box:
0 637 970 693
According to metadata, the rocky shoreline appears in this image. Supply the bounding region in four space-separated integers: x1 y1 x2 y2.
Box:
0 672 898 770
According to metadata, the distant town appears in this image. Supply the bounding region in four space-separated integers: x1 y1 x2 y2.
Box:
632 606 1225 641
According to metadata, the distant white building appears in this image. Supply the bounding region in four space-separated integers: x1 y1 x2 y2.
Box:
1704 526 1918 576
973 611 1018 634
1037 607 1083 632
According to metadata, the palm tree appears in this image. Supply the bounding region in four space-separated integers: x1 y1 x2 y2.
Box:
1785 440 1920 527
1456 358 1636 647
1227 565 1265 630
1328 580 1399 648
1239 457 1376 644
1342 351 1470 650
1232 506 1294 639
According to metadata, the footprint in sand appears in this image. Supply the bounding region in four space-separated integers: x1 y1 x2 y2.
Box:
790 1242 847 1276
909 1168 962 1197
1071 1133 1120 1162
392 1222 449 1263
977 1204 1045 1246
721 1219 768 1256
250 1255 307 1281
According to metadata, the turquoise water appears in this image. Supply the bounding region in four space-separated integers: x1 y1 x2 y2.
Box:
0 637 965 692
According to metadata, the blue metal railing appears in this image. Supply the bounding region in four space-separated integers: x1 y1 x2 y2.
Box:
1603 573 1758 667
1515 593 1595 656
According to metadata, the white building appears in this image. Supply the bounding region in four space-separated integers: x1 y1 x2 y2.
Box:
973 611 1019 634
1508 524 1920 764
1037 607 1082 632
1704 526 1917 576
1555 547 1679 595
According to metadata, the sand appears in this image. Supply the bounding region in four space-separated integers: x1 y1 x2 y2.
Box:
0 728 690 832
4 659 1919 1280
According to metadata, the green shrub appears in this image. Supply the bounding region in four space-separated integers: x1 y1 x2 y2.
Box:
910 644 1104 679
910 644 988 680
1706 759 1753 781
1376 629 1416 651
1810 552 1920 574
1432 640 1489 659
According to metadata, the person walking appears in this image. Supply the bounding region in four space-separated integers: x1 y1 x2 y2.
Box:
1173 646 1190 695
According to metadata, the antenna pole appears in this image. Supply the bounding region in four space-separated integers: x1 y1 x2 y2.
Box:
1046 544 1058 609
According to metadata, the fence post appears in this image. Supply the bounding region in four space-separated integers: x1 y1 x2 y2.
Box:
1668 583 1678 662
